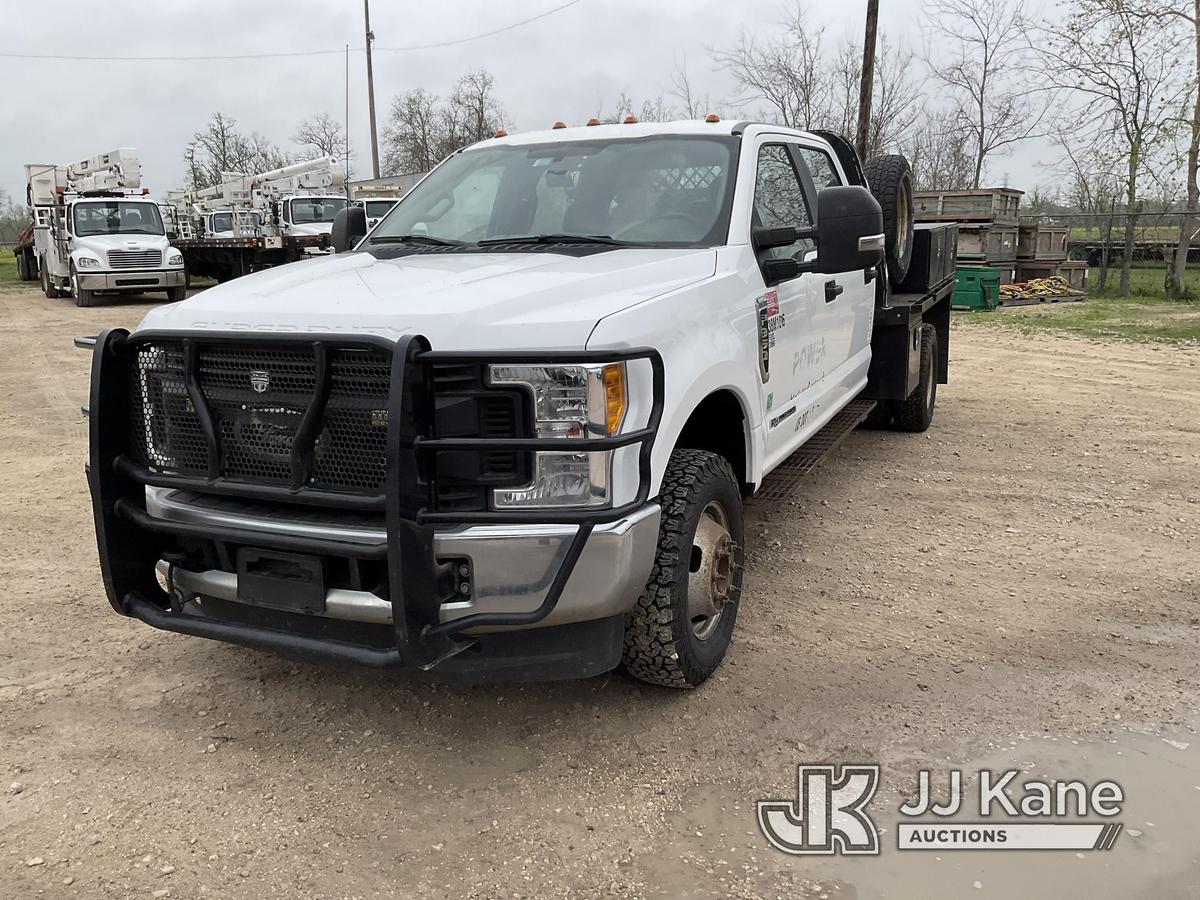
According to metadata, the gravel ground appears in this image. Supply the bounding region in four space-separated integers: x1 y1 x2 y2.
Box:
1 283 1197 899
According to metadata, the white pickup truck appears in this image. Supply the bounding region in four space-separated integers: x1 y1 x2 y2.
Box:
81 120 953 688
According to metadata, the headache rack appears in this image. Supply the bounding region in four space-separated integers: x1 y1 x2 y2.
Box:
85 329 664 670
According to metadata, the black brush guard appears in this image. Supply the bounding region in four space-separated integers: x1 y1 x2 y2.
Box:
86 329 664 671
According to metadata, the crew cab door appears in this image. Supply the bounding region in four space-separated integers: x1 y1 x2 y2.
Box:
748 139 828 469
791 142 875 412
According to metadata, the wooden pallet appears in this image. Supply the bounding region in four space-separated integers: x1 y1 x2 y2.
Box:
998 292 1087 307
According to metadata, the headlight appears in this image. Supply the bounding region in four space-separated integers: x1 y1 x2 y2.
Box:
76 256 101 269
489 363 628 509
167 252 184 266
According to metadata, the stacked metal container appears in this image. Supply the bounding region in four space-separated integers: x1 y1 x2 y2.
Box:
913 188 1022 283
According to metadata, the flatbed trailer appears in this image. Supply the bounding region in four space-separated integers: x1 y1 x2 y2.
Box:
173 233 330 283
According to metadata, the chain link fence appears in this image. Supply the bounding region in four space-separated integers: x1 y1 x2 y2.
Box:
1019 212 1197 263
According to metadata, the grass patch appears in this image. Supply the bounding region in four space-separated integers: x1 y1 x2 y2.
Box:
0 253 20 284
1087 264 1200 299
955 294 1200 344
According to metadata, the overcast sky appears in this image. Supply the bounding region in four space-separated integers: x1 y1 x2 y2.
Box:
0 0 1055 201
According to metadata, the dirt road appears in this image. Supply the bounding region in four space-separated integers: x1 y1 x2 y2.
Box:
1 282 1198 899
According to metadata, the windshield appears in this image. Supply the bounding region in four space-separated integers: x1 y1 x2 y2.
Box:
364 200 396 218
210 211 262 233
369 136 737 247
73 201 165 237
289 197 348 224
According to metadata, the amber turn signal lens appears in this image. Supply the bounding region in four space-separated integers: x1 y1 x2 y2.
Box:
603 363 627 435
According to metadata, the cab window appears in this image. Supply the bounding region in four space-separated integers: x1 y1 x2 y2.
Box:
794 146 842 188
752 144 813 260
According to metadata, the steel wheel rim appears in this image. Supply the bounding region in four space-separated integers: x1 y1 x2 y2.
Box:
686 500 735 641
896 184 911 262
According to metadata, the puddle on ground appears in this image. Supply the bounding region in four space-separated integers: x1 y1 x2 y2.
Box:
645 732 1200 899
817 733 1200 899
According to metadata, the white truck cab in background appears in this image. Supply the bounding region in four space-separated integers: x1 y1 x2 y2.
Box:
29 149 185 307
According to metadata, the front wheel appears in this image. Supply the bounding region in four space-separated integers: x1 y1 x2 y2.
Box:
166 284 187 302
623 449 745 689
70 263 97 308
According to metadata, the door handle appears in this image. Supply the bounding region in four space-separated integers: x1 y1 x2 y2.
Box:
825 280 844 302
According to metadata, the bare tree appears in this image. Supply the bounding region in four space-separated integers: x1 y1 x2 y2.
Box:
712 4 921 158
382 88 446 174
668 58 720 119
1040 0 1186 295
447 68 508 146
188 113 291 188
924 0 1047 188
599 92 679 123
832 34 924 158
713 4 835 129
293 113 353 176
902 110 976 190
1132 0 1199 297
381 70 507 176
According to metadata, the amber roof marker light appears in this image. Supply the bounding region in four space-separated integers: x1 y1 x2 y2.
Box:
552 121 567 129
494 129 508 138
585 117 601 126
623 115 638 124
705 113 721 123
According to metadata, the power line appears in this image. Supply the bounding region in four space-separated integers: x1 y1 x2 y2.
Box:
0 0 584 62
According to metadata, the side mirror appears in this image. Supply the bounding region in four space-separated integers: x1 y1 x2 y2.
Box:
331 206 367 254
815 185 885 274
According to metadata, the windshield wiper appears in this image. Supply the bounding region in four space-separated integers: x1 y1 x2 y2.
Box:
369 234 466 247
477 233 629 247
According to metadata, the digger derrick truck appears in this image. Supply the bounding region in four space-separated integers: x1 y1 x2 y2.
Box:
78 120 952 687
168 157 348 284
28 149 186 307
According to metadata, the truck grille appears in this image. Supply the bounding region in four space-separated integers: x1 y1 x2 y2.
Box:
108 249 162 269
129 340 393 495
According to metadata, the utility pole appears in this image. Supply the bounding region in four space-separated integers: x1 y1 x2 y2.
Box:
855 0 879 161
364 0 380 179
345 43 351 196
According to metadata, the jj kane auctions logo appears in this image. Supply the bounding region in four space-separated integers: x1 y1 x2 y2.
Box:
758 765 1125 855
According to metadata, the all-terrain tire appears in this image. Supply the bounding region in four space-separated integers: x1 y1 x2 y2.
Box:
893 324 937 432
862 155 914 289
622 449 745 689
15 251 29 281
40 257 63 299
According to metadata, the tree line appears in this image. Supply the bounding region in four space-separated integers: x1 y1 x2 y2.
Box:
181 0 1197 298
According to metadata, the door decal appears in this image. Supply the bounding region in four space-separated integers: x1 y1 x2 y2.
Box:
756 290 785 382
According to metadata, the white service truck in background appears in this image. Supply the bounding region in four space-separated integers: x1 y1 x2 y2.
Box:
80 119 952 689
166 157 347 282
29 149 185 307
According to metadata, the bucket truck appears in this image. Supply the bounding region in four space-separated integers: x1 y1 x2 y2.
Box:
168 156 348 282
27 149 186 307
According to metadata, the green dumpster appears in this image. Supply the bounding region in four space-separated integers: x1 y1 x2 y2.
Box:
952 266 1002 310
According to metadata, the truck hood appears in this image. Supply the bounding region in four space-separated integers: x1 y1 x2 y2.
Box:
75 233 169 257
139 247 717 349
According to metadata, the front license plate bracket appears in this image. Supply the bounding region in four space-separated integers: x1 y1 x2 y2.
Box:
236 548 326 614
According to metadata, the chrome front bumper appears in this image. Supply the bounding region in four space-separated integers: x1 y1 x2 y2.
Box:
145 487 660 633
77 269 185 291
